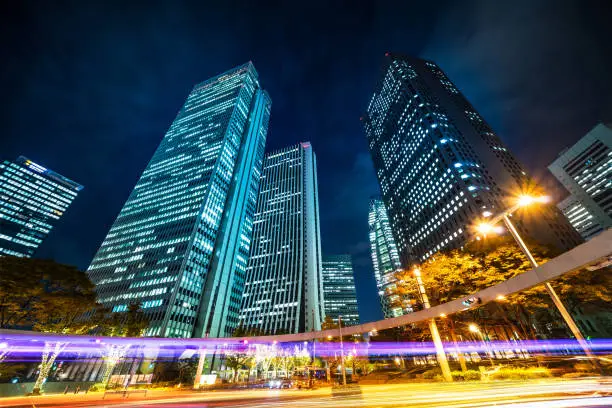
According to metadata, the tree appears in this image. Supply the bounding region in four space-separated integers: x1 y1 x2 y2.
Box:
0 256 98 332
553 268 612 315
321 315 338 330
100 303 149 337
394 236 558 342
225 352 255 382
254 344 277 378
232 323 267 337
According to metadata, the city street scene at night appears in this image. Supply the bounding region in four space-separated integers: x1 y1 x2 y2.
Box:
1 1 611 407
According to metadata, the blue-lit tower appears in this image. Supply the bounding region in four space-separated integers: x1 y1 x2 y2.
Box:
321 255 360 326
368 198 409 318
363 55 581 265
87 63 271 338
240 143 324 334
0 156 83 257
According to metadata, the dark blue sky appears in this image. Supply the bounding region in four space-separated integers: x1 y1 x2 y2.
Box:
1 0 611 323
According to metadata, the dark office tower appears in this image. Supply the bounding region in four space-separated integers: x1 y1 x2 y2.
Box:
87 63 271 338
362 55 581 265
321 255 360 326
548 124 612 240
368 199 409 318
0 156 83 257
240 142 324 334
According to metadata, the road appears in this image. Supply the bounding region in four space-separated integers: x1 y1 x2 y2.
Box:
1 378 611 408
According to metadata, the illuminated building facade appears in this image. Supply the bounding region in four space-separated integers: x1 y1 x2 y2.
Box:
0 156 83 257
321 255 359 326
362 54 581 265
549 123 612 240
87 63 271 338
240 143 324 334
368 199 408 318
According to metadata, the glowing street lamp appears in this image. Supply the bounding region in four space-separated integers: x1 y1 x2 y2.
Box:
474 193 596 364
496 295 507 301
469 324 494 366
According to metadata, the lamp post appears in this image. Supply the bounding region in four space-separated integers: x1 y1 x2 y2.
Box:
414 268 453 382
469 324 494 367
338 316 347 386
476 194 597 363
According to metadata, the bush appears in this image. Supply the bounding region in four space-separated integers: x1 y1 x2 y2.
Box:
451 370 481 381
490 367 552 381
422 368 441 380
573 363 592 372
562 372 594 379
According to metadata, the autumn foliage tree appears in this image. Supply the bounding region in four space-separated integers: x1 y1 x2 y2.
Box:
0 256 98 332
394 235 609 341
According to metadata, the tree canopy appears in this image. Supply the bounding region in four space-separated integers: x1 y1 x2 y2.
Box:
0 256 98 333
393 235 610 340
0 256 149 336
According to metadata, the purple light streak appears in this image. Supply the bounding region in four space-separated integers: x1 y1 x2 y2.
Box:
1 331 610 362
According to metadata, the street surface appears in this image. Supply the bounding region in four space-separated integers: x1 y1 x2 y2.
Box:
0 378 610 408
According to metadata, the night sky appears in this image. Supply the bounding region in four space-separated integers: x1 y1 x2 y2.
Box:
1 1 611 324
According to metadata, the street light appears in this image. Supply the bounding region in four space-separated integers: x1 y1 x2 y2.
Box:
474 194 597 364
413 268 453 382
469 324 494 366
338 315 347 386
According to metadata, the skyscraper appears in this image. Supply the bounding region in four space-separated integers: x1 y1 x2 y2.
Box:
321 255 359 326
0 156 83 258
239 142 324 334
368 198 409 318
548 123 612 240
362 54 581 265
87 63 271 338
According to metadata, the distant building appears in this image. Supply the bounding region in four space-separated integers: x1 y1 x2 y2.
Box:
362 54 581 265
321 255 360 326
239 142 324 334
0 156 82 257
548 123 612 240
87 63 271 338
368 199 409 318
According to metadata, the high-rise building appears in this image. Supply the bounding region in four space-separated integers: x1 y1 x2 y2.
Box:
362 54 581 265
368 198 409 318
87 63 271 338
239 142 324 334
548 123 612 240
321 255 359 326
0 156 83 258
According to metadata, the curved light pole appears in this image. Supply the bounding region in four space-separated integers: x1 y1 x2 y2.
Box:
475 194 597 363
414 268 453 382
338 316 347 386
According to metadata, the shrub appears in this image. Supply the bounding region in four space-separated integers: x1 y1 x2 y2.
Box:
490 367 552 380
562 372 593 379
422 368 441 380
450 370 481 381
573 363 592 373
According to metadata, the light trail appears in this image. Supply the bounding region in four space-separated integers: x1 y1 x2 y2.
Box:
1 336 611 363
3 379 606 407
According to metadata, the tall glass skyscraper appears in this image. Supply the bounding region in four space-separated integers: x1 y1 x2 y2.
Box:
362 54 581 265
548 123 612 240
368 198 409 318
321 255 359 326
87 63 271 338
0 156 83 257
240 142 324 334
